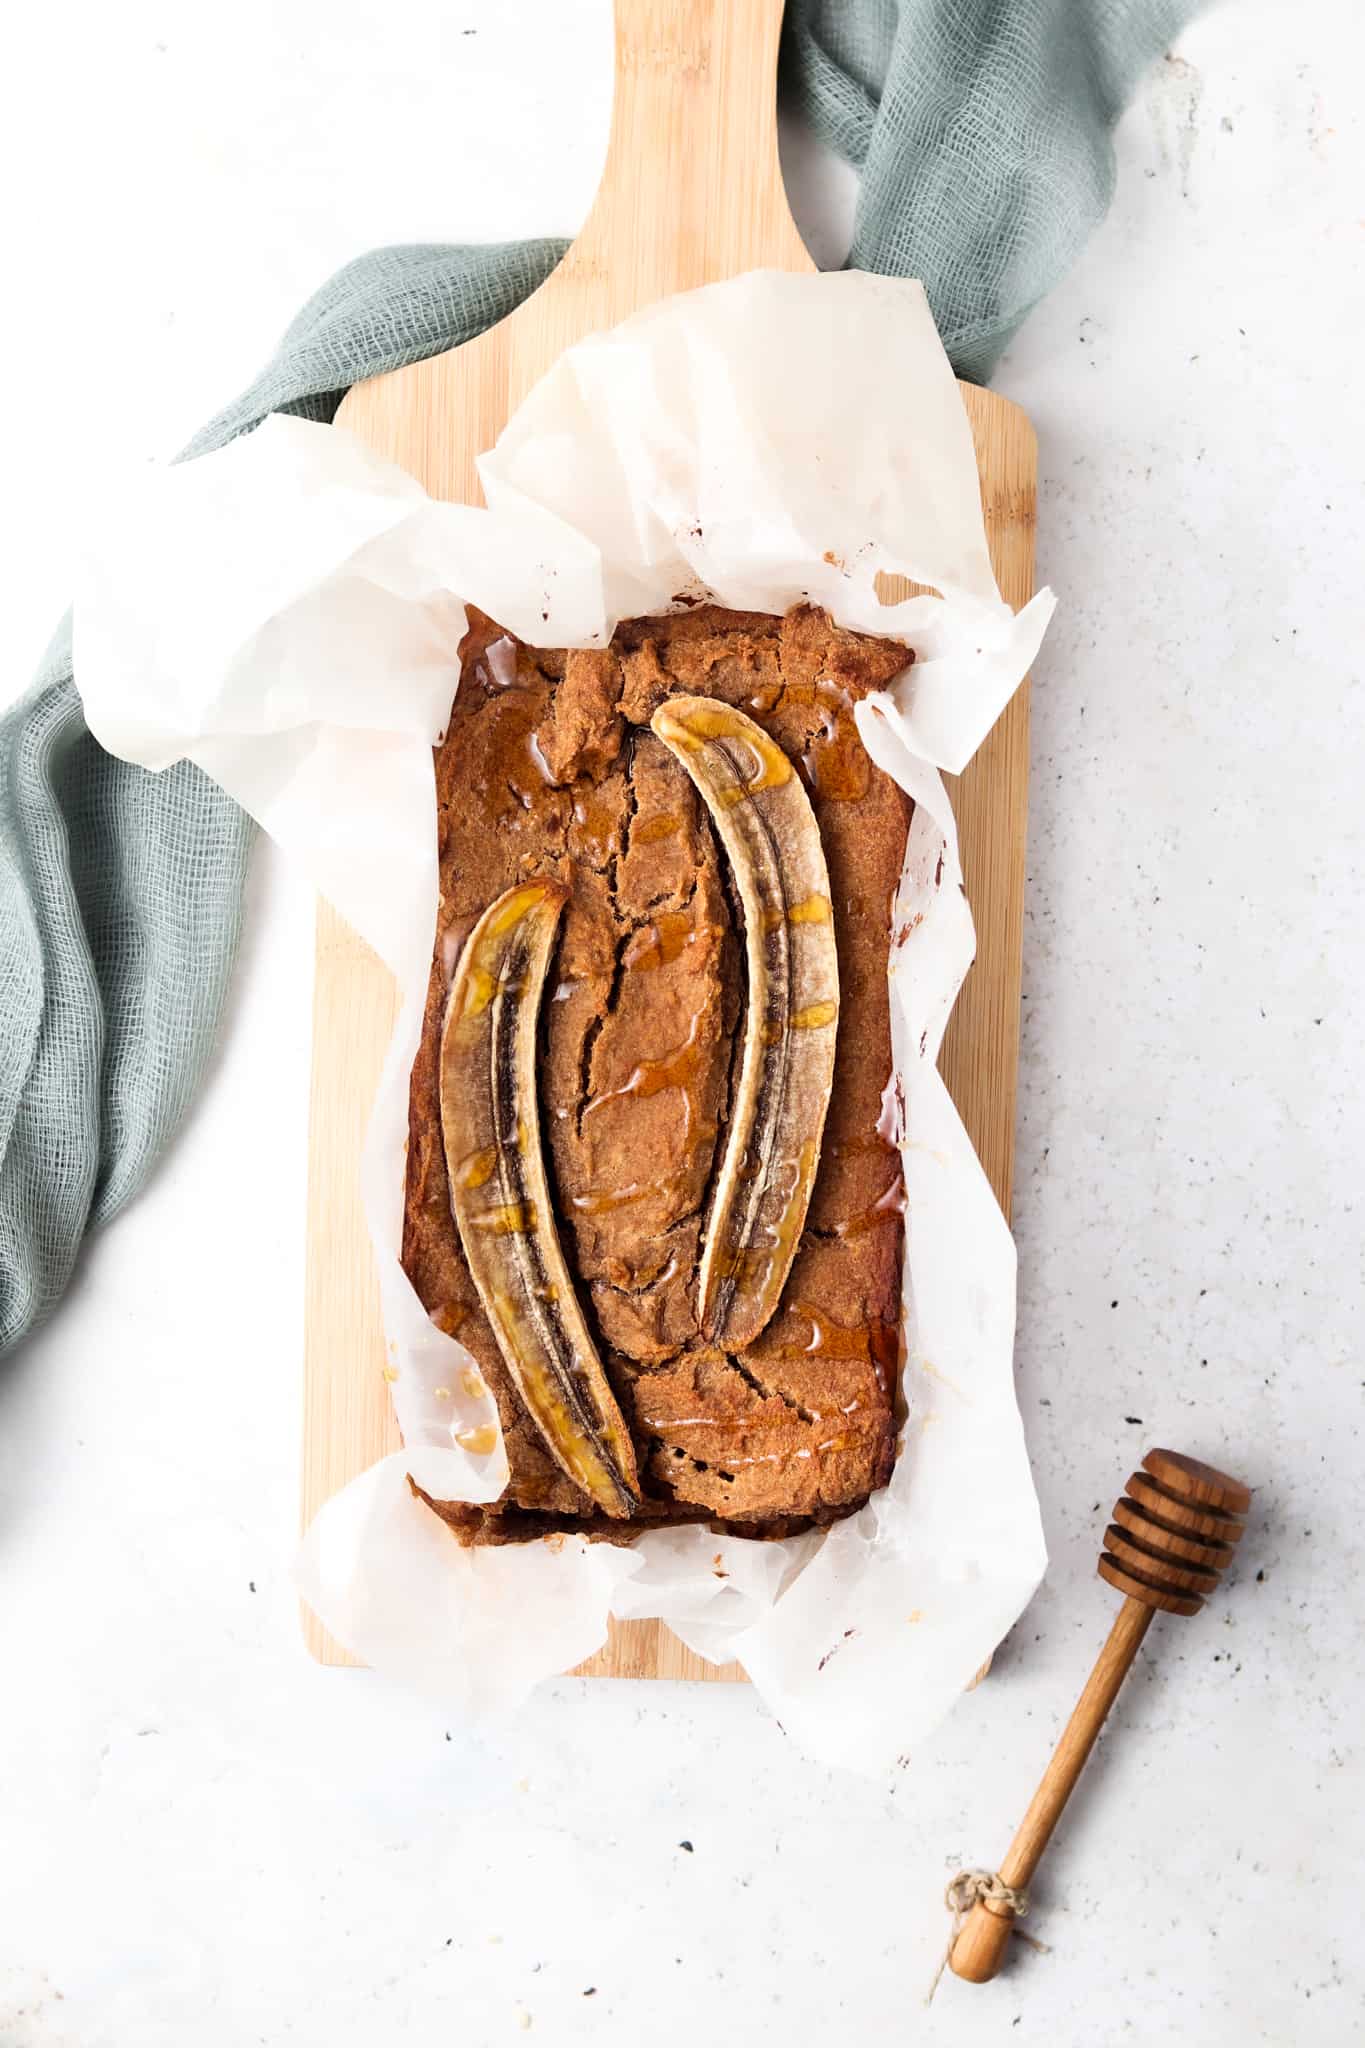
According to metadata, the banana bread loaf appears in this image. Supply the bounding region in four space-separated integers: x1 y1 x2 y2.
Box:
402 604 912 1543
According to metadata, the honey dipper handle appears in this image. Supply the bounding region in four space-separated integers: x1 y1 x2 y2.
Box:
950 1598 1154 1984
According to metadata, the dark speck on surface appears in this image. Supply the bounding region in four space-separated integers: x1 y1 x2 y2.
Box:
678 1840 694 1853
1110 1299 1119 1309
1125 1415 1143 1425
583 1988 597 1997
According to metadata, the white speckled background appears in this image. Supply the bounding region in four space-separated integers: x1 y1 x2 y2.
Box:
2 2 1361 2041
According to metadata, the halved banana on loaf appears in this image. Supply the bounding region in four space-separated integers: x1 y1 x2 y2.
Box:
651 696 839 1349
439 880 640 1516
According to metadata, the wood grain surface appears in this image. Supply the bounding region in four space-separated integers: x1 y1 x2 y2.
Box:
302 0 1038 1681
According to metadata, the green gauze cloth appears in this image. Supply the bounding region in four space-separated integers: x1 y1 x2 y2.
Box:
0 0 1201 1352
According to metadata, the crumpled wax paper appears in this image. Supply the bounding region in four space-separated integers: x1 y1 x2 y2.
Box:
75 271 1053 1771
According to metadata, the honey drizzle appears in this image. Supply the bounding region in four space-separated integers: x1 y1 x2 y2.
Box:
793 1301 900 1393
633 810 683 844
571 1180 648 1215
485 693 561 820
640 1417 868 1468
456 1424 499 1456
761 892 831 935
786 893 832 925
791 998 838 1031
570 1168 698 1218
571 789 622 866
459 965 498 1020
470 1199 539 1236
581 1008 711 1143
821 1176 907 1239
454 1144 498 1191
454 879 562 1032
623 906 717 973
430 1302 469 1338
746 677 871 803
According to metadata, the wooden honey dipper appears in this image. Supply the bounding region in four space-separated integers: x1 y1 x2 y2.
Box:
948 1447 1252 1985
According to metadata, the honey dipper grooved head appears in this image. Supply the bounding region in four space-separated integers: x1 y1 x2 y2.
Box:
1142 1447 1252 1517
1098 1447 1251 1616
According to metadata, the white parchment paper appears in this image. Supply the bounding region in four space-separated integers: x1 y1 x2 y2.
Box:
75 271 1053 1772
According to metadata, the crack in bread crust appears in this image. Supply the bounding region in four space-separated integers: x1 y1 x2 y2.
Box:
401 606 913 1540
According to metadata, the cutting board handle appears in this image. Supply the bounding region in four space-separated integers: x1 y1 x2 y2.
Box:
568 0 810 288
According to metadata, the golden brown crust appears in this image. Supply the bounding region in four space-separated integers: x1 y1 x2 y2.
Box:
403 605 912 1541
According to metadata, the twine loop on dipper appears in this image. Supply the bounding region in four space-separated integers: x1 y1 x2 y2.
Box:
926 1869 1047 2004
945 1868 1030 1918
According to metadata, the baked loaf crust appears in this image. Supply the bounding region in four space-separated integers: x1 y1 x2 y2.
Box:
402 605 912 1543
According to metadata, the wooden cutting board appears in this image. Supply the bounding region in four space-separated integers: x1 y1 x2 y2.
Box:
302 0 1038 1680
